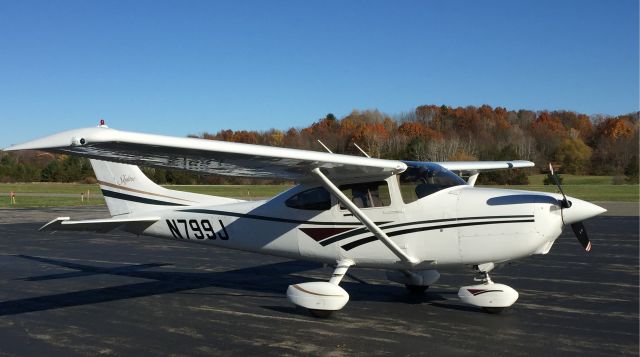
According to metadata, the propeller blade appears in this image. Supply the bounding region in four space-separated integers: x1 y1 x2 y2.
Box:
548 163 570 208
571 222 592 252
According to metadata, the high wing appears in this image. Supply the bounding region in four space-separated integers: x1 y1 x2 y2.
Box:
4 125 534 180
4 126 406 181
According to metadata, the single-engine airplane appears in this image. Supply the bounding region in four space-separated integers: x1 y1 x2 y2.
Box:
4 121 606 317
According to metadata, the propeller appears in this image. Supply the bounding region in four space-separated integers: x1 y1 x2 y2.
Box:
548 163 592 252
548 163 571 208
571 222 592 252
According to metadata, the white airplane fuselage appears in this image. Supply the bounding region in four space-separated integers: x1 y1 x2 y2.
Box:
138 183 576 270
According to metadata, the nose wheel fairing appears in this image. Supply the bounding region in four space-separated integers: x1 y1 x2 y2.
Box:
458 263 519 312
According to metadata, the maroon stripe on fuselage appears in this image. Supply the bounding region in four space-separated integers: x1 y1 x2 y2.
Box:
299 227 354 242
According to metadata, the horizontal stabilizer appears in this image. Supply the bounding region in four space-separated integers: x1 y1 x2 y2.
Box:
40 216 160 234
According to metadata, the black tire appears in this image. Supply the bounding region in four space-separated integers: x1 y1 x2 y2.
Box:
309 309 333 318
482 307 506 314
405 284 429 294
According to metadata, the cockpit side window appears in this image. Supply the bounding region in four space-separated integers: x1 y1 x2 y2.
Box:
399 162 466 203
285 187 331 210
338 181 390 209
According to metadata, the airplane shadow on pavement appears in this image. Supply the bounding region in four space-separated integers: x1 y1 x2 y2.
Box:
1 254 464 317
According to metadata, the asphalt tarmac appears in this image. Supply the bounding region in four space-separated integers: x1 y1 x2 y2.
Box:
0 206 637 356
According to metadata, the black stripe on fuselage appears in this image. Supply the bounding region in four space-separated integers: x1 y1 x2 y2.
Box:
179 208 390 226
101 189 187 206
319 215 535 246
319 227 370 246
341 218 536 251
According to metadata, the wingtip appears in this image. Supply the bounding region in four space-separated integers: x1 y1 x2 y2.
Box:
3 143 43 152
2 144 17 151
1 126 110 152
3 143 30 152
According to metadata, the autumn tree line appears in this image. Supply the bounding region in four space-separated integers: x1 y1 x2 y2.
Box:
1 104 638 184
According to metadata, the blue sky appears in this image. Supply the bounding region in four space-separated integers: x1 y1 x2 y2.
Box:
0 0 638 148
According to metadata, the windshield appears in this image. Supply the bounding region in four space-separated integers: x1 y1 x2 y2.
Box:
398 162 467 203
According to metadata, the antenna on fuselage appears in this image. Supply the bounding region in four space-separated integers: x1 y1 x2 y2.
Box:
467 171 479 186
352 142 370 158
317 139 333 154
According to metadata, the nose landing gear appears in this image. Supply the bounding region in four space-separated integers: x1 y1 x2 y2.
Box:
458 263 519 313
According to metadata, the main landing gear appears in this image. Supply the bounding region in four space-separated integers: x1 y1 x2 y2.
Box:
286 260 353 318
458 262 519 313
287 261 519 317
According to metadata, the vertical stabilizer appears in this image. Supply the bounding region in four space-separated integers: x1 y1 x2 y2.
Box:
90 159 241 216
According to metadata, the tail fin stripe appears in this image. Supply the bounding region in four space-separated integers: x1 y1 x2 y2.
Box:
97 180 195 202
90 159 238 216
102 189 187 206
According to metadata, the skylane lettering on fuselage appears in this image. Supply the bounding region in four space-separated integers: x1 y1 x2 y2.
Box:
166 219 229 240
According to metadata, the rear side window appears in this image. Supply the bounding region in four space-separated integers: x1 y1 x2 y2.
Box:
339 181 390 209
285 187 331 210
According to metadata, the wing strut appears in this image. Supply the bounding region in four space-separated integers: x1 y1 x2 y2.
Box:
311 168 419 266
